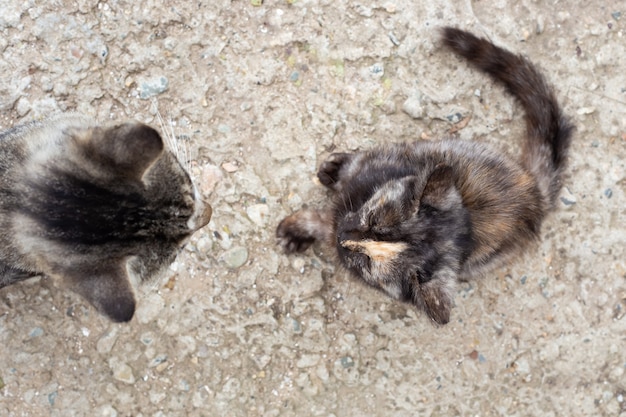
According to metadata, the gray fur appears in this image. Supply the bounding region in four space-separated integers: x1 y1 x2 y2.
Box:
0 114 211 322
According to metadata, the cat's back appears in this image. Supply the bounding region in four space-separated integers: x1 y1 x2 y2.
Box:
0 115 94 265
0 120 35 185
336 139 543 273
1 114 97 224
357 139 537 199
0 114 97 179
411 139 544 274
340 139 523 189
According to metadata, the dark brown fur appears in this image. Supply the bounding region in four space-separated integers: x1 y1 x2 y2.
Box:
276 28 573 324
0 114 212 322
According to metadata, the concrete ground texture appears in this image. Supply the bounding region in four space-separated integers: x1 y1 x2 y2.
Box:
0 0 624 416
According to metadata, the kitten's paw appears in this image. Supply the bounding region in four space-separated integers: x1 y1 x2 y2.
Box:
276 215 316 253
418 277 456 325
318 152 351 189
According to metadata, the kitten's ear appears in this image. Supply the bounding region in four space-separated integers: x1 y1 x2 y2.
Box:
79 123 164 180
418 280 454 325
420 164 461 211
62 262 136 322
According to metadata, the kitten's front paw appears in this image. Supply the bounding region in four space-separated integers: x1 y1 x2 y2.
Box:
317 152 351 189
276 215 316 253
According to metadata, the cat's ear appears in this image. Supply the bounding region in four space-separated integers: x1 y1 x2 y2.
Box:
77 123 164 180
418 279 454 325
419 164 461 211
61 262 136 322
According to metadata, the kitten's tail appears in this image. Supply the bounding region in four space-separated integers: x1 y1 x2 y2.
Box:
440 27 573 207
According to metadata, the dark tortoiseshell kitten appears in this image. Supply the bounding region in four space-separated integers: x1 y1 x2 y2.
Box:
277 28 573 324
0 114 212 322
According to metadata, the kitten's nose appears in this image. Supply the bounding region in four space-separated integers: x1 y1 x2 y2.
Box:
339 230 363 246
189 199 212 231
198 199 212 228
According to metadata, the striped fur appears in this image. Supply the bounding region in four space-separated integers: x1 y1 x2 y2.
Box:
0 114 211 322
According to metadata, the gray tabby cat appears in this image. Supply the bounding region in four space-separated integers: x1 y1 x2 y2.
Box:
277 28 573 324
0 114 212 322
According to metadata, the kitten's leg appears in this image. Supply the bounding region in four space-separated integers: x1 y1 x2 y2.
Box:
415 269 458 325
317 153 352 191
276 209 333 253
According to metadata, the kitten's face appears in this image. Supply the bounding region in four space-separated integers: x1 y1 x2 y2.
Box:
337 178 419 293
335 167 471 324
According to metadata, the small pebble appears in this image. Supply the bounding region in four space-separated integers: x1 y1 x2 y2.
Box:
109 359 136 384
297 354 321 368
149 355 168 368
388 32 400 46
604 188 613 198
369 63 384 78
98 405 118 417
140 333 154 345
134 293 165 324
200 164 223 194
289 317 302 333
611 11 621 20
536 16 545 34
577 107 595 115
520 29 530 41
29 327 44 338
16 97 31 117
139 76 169 99
515 358 531 374
446 113 463 123
178 379 190 392
354 4 373 17
246 204 269 226
401 95 424 119
48 391 57 406
340 356 355 368
221 246 248 269
97 329 119 354
221 162 238 173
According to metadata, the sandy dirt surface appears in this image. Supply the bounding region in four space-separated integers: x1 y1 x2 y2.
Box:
1 0 625 416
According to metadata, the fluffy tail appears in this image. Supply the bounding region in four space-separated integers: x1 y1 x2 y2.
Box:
440 27 573 207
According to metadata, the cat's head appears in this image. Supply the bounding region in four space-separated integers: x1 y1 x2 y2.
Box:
16 118 212 322
335 164 472 324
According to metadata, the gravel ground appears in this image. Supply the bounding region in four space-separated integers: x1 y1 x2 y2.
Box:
1 1 625 416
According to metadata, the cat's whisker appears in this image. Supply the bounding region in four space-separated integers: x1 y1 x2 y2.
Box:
167 116 180 158
151 99 194 174
152 99 173 150
338 194 346 211
346 192 354 212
